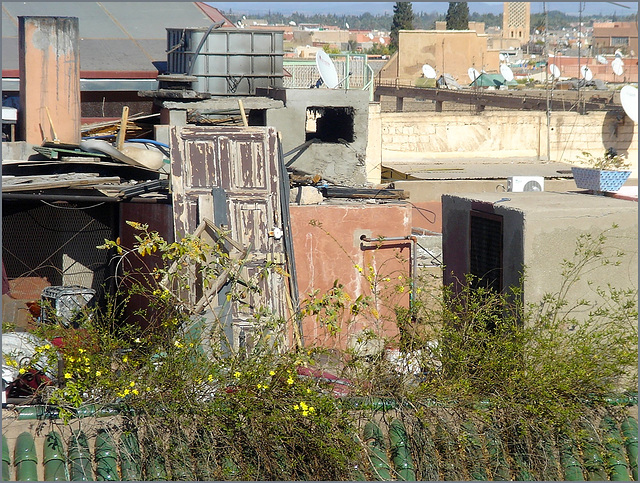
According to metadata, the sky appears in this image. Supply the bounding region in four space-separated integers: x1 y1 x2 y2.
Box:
210 2 638 17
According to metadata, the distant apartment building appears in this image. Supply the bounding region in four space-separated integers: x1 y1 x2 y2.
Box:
592 21 638 55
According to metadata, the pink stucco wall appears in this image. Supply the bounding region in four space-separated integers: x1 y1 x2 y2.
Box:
290 202 413 351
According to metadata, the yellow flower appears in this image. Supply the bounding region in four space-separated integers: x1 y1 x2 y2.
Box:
78 348 85 354
129 381 136 387
293 404 299 410
64 372 72 379
300 401 308 410
309 406 315 413
286 376 294 385
44 344 51 350
134 338 141 343
234 371 241 378
269 370 276 376
208 374 214 382
122 355 128 363
123 388 130 396
19 368 27 374
174 340 184 348
95 371 102 377
306 388 312 394
302 410 309 416
5 358 18 368
354 264 363 273
132 389 139 396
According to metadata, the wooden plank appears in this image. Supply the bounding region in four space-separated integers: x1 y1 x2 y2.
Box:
2 175 121 192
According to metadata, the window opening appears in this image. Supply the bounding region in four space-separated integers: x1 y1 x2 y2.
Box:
305 106 354 143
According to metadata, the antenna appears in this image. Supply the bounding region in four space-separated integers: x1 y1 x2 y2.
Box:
612 57 624 76
548 63 561 79
620 85 638 123
580 65 593 82
422 64 436 79
315 50 339 89
500 64 514 82
467 67 480 82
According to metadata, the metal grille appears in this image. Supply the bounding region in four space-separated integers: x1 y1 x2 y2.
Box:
507 2 527 28
469 210 503 292
284 54 373 90
2 202 115 292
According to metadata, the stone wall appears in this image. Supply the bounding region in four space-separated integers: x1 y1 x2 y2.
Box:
374 110 638 177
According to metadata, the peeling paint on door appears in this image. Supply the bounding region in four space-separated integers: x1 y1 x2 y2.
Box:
170 125 290 351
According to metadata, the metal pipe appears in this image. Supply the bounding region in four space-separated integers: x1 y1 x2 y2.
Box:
359 235 418 310
14 432 38 481
44 431 68 481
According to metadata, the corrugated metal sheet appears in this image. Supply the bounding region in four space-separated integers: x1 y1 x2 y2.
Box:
170 125 290 350
2 2 225 72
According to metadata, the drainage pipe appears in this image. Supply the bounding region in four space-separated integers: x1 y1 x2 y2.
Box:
95 429 118 481
363 421 391 481
2 435 11 481
389 419 416 481
601 416 631 481
14 432 38 481
359 235 418 309
621 417 638 480
44 431 68 481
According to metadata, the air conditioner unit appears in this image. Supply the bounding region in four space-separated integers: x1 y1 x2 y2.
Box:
507 176 544 192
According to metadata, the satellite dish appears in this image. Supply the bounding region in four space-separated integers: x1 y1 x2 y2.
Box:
612 57 624 76
549 53 555 58
620 85 638 123
345 22 349 29
315 50 339 89
368 32 374 40
615 50 623 58
499 53 507 62
548 63 561 79
467 67 480 81
596 54 608 64
580 65 593 82
289 21 296 26
500 64 514 82
379 37 385 44
422 64 436 79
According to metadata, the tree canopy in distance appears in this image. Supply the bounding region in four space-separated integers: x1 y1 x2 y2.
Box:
390 2 414 52
446 2 470 30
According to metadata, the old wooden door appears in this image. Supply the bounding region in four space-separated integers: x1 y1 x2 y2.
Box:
170 125 289 351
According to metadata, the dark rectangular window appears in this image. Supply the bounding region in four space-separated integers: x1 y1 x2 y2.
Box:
305 106 354 143
469 210 503 292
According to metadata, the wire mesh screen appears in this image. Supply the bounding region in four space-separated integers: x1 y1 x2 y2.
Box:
284 55 371 89
2 202 116 293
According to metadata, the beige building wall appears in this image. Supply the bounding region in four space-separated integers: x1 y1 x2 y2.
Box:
379 30 501 85
503 2 531 45
373 110 638 177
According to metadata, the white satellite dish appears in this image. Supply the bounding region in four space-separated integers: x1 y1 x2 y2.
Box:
345 22 349 29
580 65 593 82
289 21 296 26
596 54 608 64
620 85 638 123
612 57 624 76
549 53 555 58
315 50 339 89
548 63 561 79
422 64 436 79
379 37 385 44
499 53 507 62
615 50 623 58
500 64 514 82
467 67 480 81
368 32 374 40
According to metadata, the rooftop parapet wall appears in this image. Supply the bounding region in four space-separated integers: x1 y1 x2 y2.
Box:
376 110 638 178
